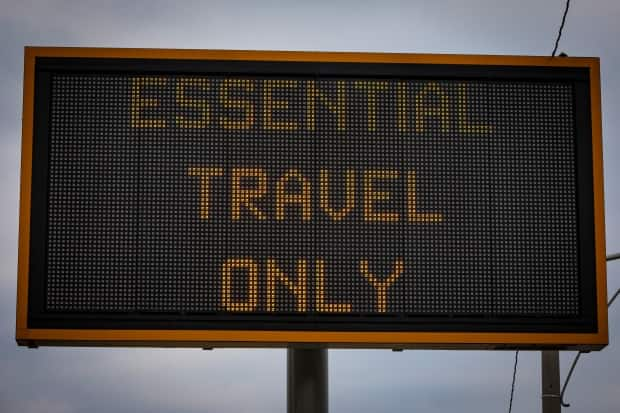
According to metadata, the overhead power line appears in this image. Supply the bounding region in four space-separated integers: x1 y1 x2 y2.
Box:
552 0 571 56
507 350 519 413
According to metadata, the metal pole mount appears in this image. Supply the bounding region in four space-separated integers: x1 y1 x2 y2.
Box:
287 348 328 413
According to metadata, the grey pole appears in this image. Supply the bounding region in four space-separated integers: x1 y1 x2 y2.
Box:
541 350 562 413
287 348 328 413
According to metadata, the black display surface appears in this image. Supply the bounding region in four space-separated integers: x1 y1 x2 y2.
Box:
27 57 597 333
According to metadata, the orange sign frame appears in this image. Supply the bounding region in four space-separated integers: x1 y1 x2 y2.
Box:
16 47 607 349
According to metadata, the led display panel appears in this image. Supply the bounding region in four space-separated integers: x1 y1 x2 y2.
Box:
16 48 607 349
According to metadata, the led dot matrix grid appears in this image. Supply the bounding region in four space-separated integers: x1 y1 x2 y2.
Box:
43 69 581 330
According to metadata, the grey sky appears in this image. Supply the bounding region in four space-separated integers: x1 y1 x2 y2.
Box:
1 1 619 412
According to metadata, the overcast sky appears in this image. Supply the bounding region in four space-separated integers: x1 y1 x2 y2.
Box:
0 1 619 412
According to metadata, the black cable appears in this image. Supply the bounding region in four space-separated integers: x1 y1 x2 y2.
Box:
609 288 620 307
552 0 571 56
560 352 582 407
560 253 620 407
608 252 620 262
508 350 519 413
505 264 617 411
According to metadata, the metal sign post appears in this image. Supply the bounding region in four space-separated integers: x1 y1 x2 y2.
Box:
541 350 562 413
287 348 328 413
